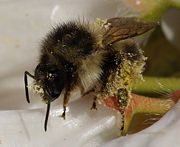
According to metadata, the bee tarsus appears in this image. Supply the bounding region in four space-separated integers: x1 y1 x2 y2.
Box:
91 97 97 110
61 109 66 120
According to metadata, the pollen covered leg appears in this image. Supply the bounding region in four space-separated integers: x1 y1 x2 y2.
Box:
120 109 125 132
117 88 129 135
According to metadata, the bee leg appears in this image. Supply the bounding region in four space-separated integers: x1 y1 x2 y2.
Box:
120 109 125 134
91 96 97 110
61 90 71 120
81 89 97 110
61 106 66 120
117 88 128 135
79 84 85 95
82 89 94 97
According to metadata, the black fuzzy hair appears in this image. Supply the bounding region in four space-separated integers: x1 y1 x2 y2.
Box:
40 22 95 62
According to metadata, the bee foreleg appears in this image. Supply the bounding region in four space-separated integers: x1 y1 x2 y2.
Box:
61 90 71 120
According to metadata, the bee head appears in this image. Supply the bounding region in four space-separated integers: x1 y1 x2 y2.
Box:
34 64 65 102
24 64 65 131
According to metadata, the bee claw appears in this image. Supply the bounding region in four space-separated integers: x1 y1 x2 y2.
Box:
91 107 97 110
91 102 97 110
61 112 66 120
120 130 126 136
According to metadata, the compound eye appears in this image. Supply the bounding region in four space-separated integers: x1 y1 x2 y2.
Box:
34 64 48 80
45 78 62 100
47 72 59 80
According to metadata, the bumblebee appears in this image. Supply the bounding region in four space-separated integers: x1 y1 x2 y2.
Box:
24 17 158 132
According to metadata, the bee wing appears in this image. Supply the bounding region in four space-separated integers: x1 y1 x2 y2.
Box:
102 17 159 45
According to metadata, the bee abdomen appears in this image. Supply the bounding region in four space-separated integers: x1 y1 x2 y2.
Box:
96 40 146 98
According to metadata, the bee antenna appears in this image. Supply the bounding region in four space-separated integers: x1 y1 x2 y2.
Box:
24 71 34 103
44 101 51 132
